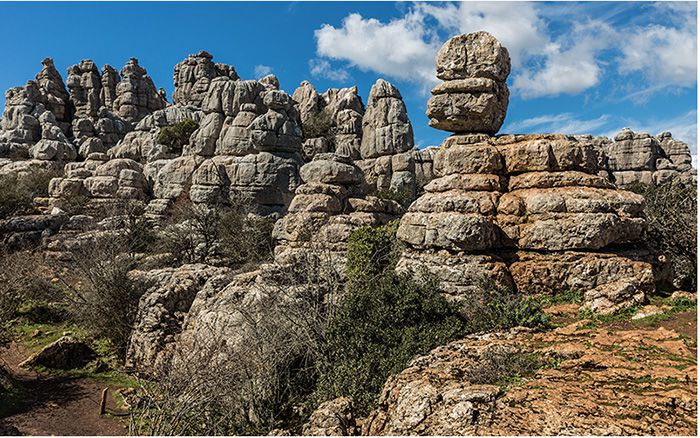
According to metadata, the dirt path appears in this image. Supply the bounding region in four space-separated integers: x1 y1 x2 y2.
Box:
0 342 127 436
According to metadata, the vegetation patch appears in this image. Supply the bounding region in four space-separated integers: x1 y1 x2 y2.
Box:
155 119 199 153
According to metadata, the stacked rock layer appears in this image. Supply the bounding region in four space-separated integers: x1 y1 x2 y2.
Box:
397 32 654 314
604 128 695 187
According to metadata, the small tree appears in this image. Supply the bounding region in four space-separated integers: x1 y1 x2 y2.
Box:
156 119 199 153
0 170 58 219
627 181 697 291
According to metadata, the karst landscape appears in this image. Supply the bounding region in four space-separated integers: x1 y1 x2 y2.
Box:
0 23 696 436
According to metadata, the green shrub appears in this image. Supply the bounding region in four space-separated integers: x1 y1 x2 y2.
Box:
158 199 274 267
302 110 334 139
465 289 550 333
67 235 151 359
315 222 550 415
345 220 400 279
626 181 697 291
464 347 542 389
0 170 57 219
315 270 467 415
156 119 199 152
372 187 416 210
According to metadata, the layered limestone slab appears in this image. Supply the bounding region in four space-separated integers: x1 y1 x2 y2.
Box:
396 249 514 303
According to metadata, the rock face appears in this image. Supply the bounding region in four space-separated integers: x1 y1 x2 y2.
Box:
426 32 510 135
113 58 167 124
19 336 95 370
293 81 365 160
363 324 696 435
303 397 357 436
126 264 231 371
604 128 696 187
47 154 150 213
172 50 238 107
273 153 402 266
396 33 653 314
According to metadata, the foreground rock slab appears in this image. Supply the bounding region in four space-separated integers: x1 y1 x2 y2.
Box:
364 323 696 435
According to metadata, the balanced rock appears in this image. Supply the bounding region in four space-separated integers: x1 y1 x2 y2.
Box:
426 32 510 135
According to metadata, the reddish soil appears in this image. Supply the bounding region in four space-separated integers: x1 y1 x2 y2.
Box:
0 342 127 436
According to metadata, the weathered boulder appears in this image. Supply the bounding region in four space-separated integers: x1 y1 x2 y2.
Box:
126 264 232 371
360 79 413 159
303 397 357 436
19 336 95 370
426 32 510 135
113 58 167 124
363 324 696 435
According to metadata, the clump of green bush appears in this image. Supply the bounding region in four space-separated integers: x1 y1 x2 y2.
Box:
372 187 416 210
0 170 57 219
156 119 199 152
314 221 549 415
627 181 697 291
302 110 334 140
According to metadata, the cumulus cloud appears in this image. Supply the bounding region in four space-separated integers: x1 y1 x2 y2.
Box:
416 1 550 67
254 64 273 78
618 25 696 87
314 11 439 87
311 1 696 99
504 113 612 135
512 20 614 98
309 59 350 82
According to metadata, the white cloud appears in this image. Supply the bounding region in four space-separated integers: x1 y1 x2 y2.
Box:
308 59 350 82
618 24 696 87
416 1 550 67
254 64 273 79
311 2 697 99
314 11 439 87
504 113 612 135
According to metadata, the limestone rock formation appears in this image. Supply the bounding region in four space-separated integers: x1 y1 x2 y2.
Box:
126 264 232 371
110 106 203 162
48 155 150 213
172 50 239 107
113 58 167 124
303 397 357 436
396 34 653 314
426 32 510 135
34 58 71 132
605 128 696 186
19 335 95 370
363 324 696 435
273 153 401 266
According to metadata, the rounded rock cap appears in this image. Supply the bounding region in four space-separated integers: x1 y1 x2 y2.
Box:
435 31 511 82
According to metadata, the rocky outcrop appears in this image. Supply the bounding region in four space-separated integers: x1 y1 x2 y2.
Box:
363 324 696 435
303 397 357 436
34 58 71 132
426 32 510 135
113 58 167 124
172 50 238 107
273 153 401 266
293 82 365 160
605 128 696 187
125 264 232 371
110 106 203 162
354 79 425 197
47 154 150 213
396 33 653 314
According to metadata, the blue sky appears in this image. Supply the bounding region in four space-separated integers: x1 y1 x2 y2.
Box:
0 1 696 153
